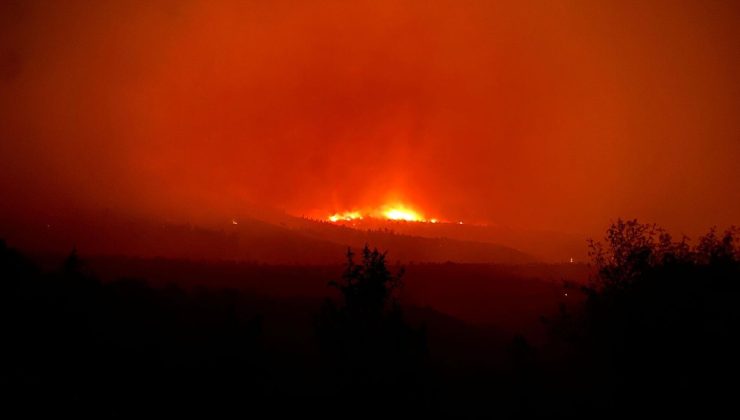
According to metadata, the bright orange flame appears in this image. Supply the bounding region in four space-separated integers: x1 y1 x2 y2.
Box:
383 207 424 222
327 204 432 223
328 211 363 222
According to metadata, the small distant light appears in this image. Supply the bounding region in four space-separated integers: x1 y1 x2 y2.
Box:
569 257 574 263
458 221 463 225
564 292 568 297
232 219 238 225
430 219 438 224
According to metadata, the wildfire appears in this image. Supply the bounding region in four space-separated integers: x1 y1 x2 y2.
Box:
383 207 424 222
328 211 363 222
327 204 436 223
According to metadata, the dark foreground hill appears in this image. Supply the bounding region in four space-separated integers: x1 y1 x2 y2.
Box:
0 240 527 416
31 253 586 337
2 220 738 417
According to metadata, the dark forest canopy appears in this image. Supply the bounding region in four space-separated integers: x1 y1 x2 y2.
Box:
0 220 738 416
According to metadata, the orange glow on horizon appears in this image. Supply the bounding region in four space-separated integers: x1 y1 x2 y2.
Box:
1 1 738 238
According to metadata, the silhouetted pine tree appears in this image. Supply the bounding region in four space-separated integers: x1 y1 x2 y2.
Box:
316 245 427 411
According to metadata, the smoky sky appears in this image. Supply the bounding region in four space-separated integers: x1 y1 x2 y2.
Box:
1 0 738 235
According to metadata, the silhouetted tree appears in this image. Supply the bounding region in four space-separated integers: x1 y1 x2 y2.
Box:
62 246 82 275
329 245 404 322
551 219 740 415
317 245 427 412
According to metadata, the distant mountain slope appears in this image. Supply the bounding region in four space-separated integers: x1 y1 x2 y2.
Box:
279 215 587 263
0 210 342 263
293 222 535 263
1 210 535 264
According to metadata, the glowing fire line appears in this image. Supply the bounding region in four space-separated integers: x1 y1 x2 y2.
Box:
328 211 363 222
327 205 441 223
383 208 422 222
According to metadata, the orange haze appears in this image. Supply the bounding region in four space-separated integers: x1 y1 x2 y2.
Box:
1 0 739 238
